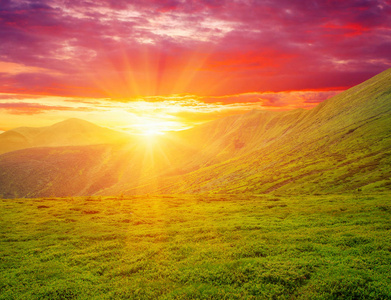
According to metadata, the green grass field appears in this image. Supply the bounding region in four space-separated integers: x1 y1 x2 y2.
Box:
1 193 390 299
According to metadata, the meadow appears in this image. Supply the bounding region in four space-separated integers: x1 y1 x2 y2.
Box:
0 193 390 299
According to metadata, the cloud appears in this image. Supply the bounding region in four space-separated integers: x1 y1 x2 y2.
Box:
0 0 390 100
0 88 343 134
0 101 92 115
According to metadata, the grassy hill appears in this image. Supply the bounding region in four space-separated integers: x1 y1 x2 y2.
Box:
172 109 308 167
0 145 118 198
0 136 206 199
124 68 391 195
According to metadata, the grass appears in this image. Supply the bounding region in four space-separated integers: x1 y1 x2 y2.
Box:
1 193 390 299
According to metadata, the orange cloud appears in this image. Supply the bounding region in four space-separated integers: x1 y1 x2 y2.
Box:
0 89 342 134
0 102 92 115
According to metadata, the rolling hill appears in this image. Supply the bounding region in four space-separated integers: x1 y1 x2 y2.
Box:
0 134 205 198
0 118 130 154
0 68 390 198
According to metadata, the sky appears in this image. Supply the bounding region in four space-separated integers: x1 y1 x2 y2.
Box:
1 0 391 134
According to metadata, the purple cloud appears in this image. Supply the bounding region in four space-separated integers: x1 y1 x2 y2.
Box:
0 0 390 100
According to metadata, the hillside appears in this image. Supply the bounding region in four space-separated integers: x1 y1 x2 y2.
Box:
120 68 391 195
0 118 130 154
0 135 205 198
172 108 307 166
0 145 114 198
0 130 31 154
0 68 390 198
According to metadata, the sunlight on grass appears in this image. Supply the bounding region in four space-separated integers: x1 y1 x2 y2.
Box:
0 193 390 299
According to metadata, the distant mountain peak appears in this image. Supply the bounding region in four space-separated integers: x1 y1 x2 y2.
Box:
60 117 94 123
0 118 130 155
50 118 97 127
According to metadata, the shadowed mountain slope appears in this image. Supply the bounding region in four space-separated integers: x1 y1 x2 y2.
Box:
0 145 115 198
0 135 203 198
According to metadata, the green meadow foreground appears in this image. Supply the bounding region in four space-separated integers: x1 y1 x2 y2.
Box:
1 194 390 299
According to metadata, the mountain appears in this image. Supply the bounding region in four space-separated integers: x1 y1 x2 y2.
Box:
171 108 308 167
118 68 391 195
0 135 205 198
0 130 31 155
0 118 130 154
0 68 390 198
0 145 113 198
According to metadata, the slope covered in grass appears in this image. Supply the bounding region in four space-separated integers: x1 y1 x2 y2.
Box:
0 194 390 299
129 68 391 195
0 145 118 198
173 108 308 165
0 135 205 199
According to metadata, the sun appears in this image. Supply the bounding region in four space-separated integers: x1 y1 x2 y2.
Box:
128 110 190 136
99 101 193 136
142 126 165 136
135 118 170 136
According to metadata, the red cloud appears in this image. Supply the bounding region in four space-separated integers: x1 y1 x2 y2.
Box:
0 102 91 115
0 0 390 102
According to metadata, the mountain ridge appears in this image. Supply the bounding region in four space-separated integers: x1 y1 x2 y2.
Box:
0 68 390 198
0 118 130 154
113 68 391 195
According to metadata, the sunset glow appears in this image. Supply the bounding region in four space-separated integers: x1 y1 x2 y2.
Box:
1 0 390 132
0 91 343 134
